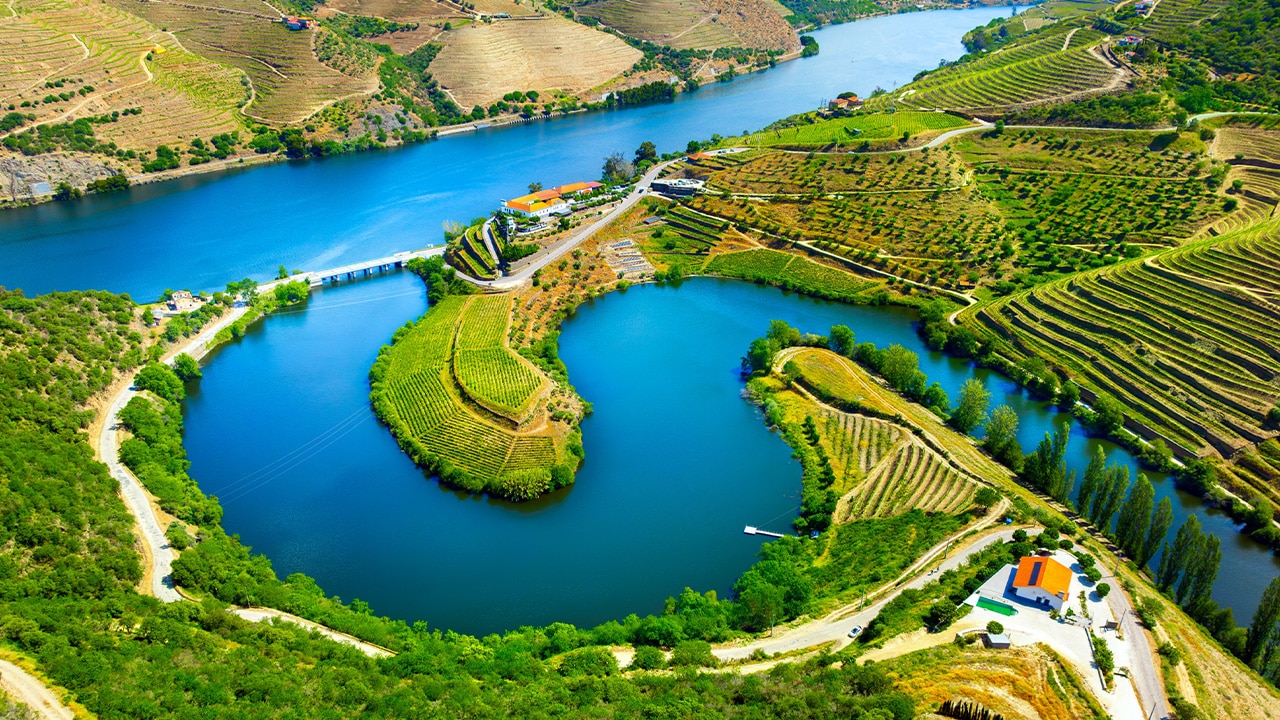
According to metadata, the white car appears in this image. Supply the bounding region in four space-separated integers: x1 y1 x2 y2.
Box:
848 625 863 638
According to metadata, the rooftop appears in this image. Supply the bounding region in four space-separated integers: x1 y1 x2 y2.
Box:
1012 555 1072 599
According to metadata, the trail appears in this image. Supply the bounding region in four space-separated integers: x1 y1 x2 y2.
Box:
0 659 74 720
1062 27 1079 52
230 608 395 658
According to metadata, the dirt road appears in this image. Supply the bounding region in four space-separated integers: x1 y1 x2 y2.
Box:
0 660 73 720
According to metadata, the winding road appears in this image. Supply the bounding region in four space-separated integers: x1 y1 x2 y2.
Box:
0 660 74 720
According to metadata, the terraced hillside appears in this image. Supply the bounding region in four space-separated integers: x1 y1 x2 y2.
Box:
370 292 580 500
1211 118 1280 234
2 0 245 146
965 218 1280 458
763 346 983 521
109 0 377 124
574 0 799 52
870 24 1123 112
430 15 642 107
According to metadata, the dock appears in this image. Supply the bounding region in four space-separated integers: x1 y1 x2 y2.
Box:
744 525 785 539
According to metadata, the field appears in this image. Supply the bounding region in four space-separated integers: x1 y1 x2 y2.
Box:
725 111 970 151
430 16 641 107
869 24 1121 112
573 0 797 52
373 292 569 500
701 248 884 301
966 218 1280 458
109 0 377 124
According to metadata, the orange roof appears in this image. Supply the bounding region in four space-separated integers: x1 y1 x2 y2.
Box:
686 152 712 161
1012 556 1072 598
505 196 566 213
554 181 602 194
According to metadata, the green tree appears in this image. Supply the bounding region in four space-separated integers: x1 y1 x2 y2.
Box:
982 404 1021 466
986 620 1004 635
878 344 919 393
172 353 201 382
1245 576 1280 670
1141 497 1174 568
1096 582 1111 599
828 324 856 357
951 378 991 434
1181 532 1221 610
1091 465 1130 534
922 383 950 415
1023 424 1073 503
735 579 784 633
634 140 657 165
1116 474 1155 561
134 362 185 402
1076 446 1107 521
1092 393 1126 434
601 152 636 183
1158 514 1201 592
1058 380 1080 409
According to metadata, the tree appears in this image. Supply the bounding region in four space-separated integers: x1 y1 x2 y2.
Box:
1141 497 1174 567
634 141 657 165
1245 576 1280 670
922 383 950 415
1023 424 1073 503
53 181 81 200
974 487 1000 510
1092 393 1126 434
172 353 202 382
951 378 991 434
735 578 784 633
1076 446 1107 521
986 620 1004 635
601 153 636 184
528 181 543 192
1096 582 1111 599
982 404 1021 466
1058 380 1080 409
134 362 185 402
1159 514 1201 593
878 344 919 393
828 325 856 357
1116 475 1155 561
1182 533 1220 610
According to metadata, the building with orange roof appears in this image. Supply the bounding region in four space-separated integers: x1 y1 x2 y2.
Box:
502 181 602 218
553 181 602 195
1011 555 1073 611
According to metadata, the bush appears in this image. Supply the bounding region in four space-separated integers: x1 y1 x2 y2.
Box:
134 362 185 401
558 646 618 677
670 640 717 667
1157 641 1182 666
986 621 1004 635
1095 582 1111 599
629 645 665 670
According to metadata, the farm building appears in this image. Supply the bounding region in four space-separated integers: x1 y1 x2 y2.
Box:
282 16 312 30
502 182 602 218
1010 555 1073 611
829 95 862 111
983 633 1011 649
1134 1 1151 15
1118 35 1143 46
167 290 203 313
650 178 705 197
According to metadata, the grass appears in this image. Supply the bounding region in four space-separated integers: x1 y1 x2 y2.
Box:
373 293 568 500
702 248 884 303
725 111 969 151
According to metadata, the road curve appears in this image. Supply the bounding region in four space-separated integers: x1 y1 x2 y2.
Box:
0 659 74 720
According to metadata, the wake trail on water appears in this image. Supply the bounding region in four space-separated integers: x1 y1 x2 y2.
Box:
216 406 371 502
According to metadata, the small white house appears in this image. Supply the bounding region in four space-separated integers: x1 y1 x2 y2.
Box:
1011 555 1072 612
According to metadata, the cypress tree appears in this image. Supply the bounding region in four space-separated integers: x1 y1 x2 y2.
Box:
1185 533 1221 610
1159 514 1200 592
1246 577 1280 669
1172 515 1205 603
1116 474 1155 560
1140 497 1174 568
1092 465 1130 534
1075 445 1107 522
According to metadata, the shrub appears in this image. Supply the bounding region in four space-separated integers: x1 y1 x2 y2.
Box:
670 640 717 667
1095 582 1111 599
629 645 665 671
986 621 1004 635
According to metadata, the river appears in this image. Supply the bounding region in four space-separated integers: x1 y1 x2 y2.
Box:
3 5 1274 634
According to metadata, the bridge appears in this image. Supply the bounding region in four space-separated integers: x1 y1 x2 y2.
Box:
297 247 445 287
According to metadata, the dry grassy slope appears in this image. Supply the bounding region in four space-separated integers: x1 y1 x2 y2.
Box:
430 15 641 107
887 644 1107 720
575 0 797 52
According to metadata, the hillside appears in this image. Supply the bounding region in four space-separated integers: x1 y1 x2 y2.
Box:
574 0 800 52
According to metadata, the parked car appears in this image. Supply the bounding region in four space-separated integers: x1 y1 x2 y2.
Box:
848 625 863 638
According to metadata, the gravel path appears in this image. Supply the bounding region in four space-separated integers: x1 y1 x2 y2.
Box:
231 608 394 658
0 660 74 720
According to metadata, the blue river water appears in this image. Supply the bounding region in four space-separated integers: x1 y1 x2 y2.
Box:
2 5 1274 634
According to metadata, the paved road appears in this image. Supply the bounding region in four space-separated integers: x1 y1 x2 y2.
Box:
1105 569 1171 720
0 660 73 720
713 524 1020 661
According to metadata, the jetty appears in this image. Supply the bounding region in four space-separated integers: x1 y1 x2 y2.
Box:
300 247 445 287
743 526 785 539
